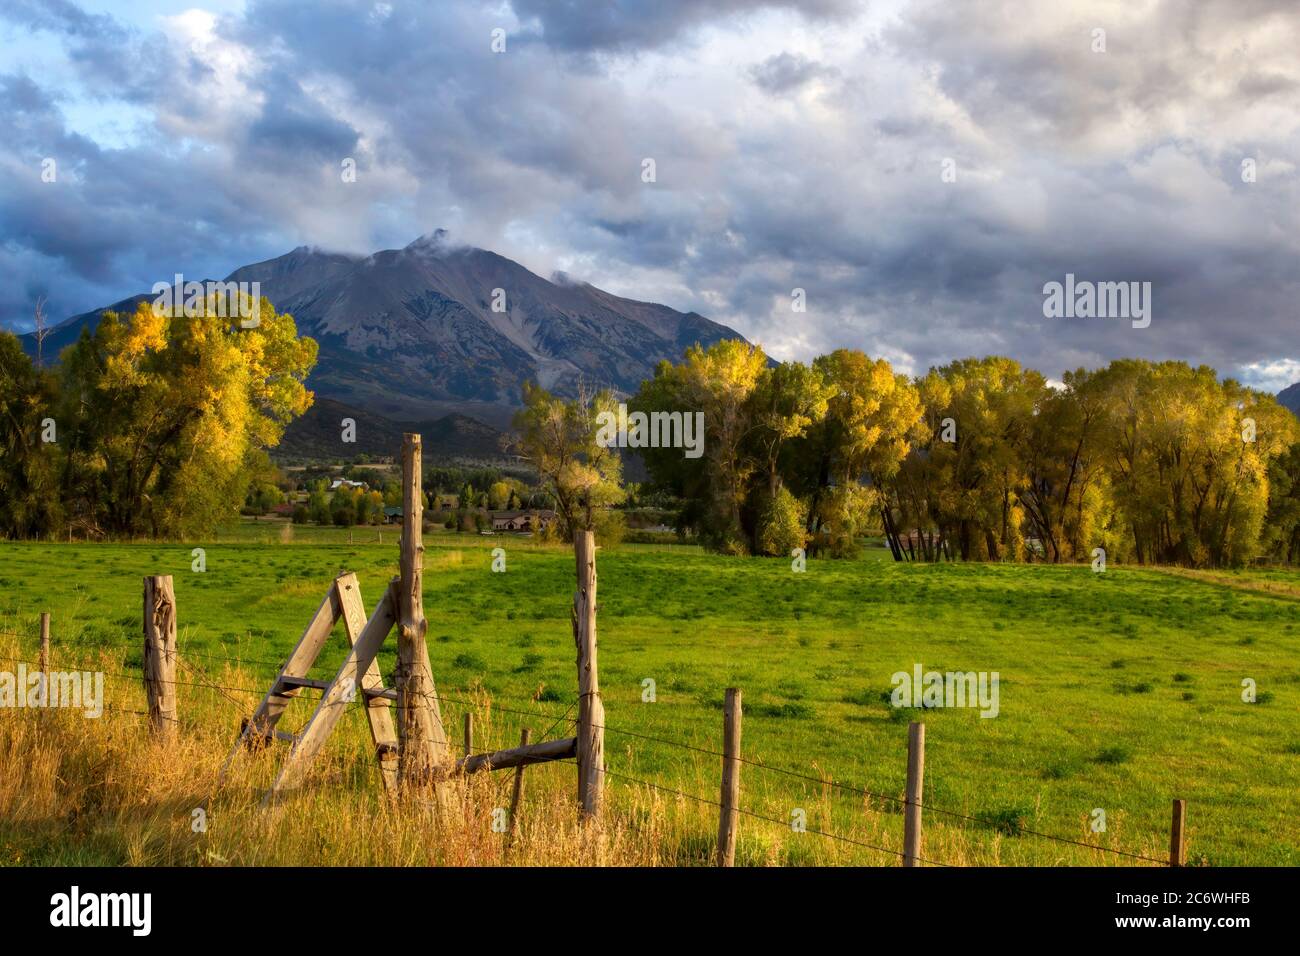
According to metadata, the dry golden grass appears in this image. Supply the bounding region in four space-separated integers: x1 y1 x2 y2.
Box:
0 633 1171 867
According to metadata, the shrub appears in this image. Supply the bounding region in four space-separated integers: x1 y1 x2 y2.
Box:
755 486 806 557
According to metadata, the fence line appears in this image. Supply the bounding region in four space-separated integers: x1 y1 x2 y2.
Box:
600 766 954 866
1 644 1174 865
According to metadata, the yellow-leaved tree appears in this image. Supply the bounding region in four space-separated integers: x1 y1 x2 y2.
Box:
56 294 316 538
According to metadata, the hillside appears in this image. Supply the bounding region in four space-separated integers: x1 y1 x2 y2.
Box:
275 397 508 462
1279 382 1300 416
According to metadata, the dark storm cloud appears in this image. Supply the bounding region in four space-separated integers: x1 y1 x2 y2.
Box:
0 0 126 41
245 74 361 161
748 52 836 93
509 0 855 53
1 0 1297 391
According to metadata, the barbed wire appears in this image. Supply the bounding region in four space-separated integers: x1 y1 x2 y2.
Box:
0 648 1170 865
599 766 953 866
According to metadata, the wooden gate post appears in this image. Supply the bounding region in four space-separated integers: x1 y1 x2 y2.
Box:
395 433 452 787
143 576 178 739
1169 799 1187 867
717 687 742 866
903 721 925 866
573 530 604 820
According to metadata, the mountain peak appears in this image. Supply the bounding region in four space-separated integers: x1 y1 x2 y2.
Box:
404 229 460 255
23 235 750 433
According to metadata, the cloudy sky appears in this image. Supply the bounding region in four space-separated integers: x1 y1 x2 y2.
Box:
2 0 1298 389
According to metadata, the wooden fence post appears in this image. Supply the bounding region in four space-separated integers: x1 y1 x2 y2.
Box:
903 721 925 866
573 530 604 820
717 687 742 867
463 712 474 757
395 433 452 787
39 611 50 677
508 727 531 846
143 575 178 739
1169 799 1187 867
37 612 50 710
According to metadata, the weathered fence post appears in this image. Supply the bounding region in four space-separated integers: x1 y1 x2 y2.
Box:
903 721 925 866
508 727 531 846
39 610 50 677
1169 799 1187 867
36 612 51 710
463 712 474 757
395 433 451 787
573 530 604 820
717 687 742 867
143 575 178 739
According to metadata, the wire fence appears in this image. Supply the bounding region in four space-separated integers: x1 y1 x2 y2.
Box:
0 646 1173 866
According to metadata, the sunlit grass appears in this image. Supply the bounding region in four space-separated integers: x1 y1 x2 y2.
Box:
0 527 1296 865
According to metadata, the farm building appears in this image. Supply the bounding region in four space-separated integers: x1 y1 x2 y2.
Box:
491 509 557 532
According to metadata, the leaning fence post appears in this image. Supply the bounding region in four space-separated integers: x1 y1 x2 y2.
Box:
573 530 604 820
717 687 743 867
143 575 178 739
1169 799 1187 867
903 721 925 866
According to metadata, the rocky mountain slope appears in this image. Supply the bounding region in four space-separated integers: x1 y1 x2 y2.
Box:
27 232 747 436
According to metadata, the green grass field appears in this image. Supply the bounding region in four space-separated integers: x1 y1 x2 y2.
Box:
2 521 1297 865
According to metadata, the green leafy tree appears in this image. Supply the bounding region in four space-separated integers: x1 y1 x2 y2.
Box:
512 381 626 541
0 333 61 538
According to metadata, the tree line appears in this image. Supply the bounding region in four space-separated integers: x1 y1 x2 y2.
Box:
518 341 1300 567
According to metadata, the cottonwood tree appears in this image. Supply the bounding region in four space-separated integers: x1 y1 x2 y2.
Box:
1019 369 1111 563
1092 361 1288 566
512 381 626 541
53 294 316 538
635 341 768 553
797 349 924 558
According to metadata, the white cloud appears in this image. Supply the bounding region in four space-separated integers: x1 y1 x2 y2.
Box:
1237 359 1300 394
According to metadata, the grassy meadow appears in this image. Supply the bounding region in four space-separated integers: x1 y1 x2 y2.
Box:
1 521 1297 866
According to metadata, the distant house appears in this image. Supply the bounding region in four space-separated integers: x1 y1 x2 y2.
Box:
491 509 557 533
330 478 367 491
383 506 403 524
